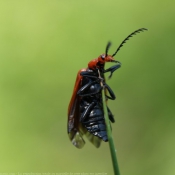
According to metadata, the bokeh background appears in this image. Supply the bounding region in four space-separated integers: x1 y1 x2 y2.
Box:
0 1 175 175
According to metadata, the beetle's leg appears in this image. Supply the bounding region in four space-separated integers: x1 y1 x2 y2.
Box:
81 117 103 124
107 106 115 123
78 74 103 97
77 79 93 95
80 71 104 84
104 83 116 100
78 85 103 97
80 102 96 122
77 78 102 96
80 71 99 79
103 64 121 79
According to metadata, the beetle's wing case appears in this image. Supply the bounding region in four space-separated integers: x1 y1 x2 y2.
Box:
68 69 88 148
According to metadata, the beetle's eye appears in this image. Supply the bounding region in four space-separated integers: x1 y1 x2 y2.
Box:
101 55 105 60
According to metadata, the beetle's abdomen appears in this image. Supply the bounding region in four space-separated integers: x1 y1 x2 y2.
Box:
81 104 108 142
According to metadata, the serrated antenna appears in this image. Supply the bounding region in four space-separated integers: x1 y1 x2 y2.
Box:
112 28 148 57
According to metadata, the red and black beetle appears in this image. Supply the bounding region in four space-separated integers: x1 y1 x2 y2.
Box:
68 28 147 148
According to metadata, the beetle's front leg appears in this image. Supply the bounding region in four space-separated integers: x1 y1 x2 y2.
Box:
103 63 121 78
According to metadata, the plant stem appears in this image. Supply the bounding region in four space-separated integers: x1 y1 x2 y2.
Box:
101 81 120 175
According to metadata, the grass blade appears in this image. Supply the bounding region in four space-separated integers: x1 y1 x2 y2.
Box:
101 77 120 175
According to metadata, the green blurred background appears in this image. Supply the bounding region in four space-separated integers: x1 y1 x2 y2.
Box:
0 0 175 174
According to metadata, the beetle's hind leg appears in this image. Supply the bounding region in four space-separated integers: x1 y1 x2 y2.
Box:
104 83 116 100
80 102 96 122
107 106 115 123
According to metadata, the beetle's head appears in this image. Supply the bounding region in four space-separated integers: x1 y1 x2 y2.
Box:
98 54 119 64
97 42 120 65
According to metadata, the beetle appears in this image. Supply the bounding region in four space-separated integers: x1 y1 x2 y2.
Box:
68 28 147 148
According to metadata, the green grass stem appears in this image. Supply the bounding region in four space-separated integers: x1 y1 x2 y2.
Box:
101 79 120 175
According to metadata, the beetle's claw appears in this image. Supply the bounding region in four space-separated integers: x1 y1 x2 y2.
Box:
108 72 113 79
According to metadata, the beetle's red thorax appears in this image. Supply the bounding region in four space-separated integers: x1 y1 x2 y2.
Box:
88 58 99 70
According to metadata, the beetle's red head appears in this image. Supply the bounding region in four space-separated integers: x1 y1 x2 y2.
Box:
97 54 117 64
88 42 119 70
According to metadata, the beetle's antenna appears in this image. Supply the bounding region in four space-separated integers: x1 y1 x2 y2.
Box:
105 42 111 56
112 28 148 57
